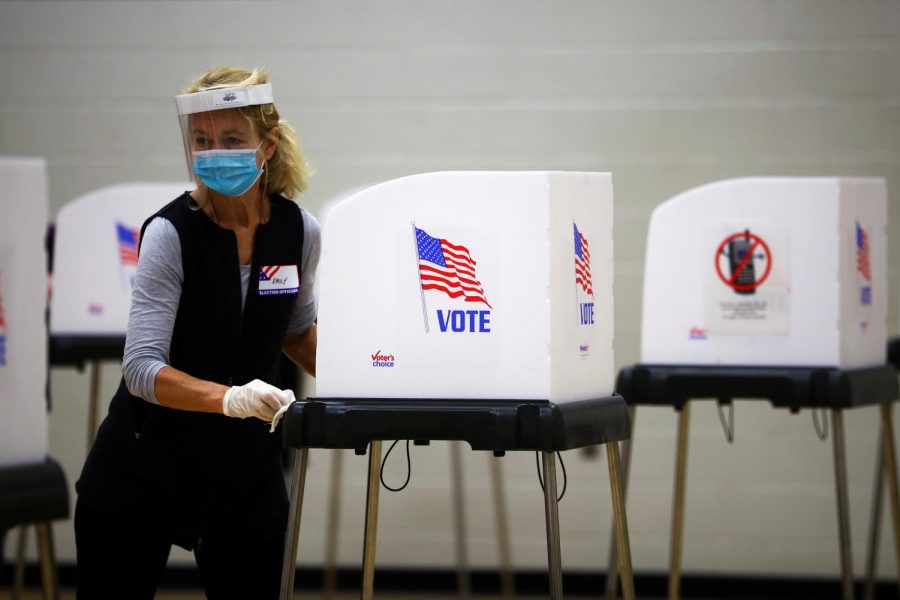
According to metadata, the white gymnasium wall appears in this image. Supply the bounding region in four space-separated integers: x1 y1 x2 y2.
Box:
2 0 900 578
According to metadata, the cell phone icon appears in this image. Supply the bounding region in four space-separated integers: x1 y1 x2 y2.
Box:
728 229 756 295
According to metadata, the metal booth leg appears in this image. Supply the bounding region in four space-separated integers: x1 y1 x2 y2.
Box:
450 441 472 599
607 439 636 600
323 449 344 600
832 409 855 600
879 402 900 593
361 441 383 600
863 435 883 600
35 522 60 600
606 405 636 600
863 403 900 600
13 525 27 600
87 359 101 451
280 448 310 600
669 401 691 600
489 453 516 600
541 451 564 600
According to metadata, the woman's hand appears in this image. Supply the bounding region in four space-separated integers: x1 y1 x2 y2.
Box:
222 379 296 421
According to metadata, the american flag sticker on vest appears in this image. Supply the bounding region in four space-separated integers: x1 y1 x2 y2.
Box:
259 265 300 296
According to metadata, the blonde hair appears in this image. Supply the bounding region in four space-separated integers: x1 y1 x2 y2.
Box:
183 66 312 198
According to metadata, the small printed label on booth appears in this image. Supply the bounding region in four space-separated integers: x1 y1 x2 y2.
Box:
212 89 249 108
689 327 707 340
258 265 299 296
371 350 396 368
705 221 790 335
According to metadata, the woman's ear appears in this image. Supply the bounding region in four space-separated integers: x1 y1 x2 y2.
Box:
262 127 281 160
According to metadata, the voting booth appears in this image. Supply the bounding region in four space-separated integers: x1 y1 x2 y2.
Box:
317 170 615 401
50 182 188 344
641 177 887 367
0 158 50 467
280 172 634 600
0 157 68 597
608 177 899 600
309 183 522 600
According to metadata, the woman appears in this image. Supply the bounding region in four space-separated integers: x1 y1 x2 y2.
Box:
75 66 319 599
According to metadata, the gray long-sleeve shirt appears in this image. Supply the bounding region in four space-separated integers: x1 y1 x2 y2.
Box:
122 209 320 404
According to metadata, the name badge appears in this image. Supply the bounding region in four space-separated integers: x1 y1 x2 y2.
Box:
259 265 300 296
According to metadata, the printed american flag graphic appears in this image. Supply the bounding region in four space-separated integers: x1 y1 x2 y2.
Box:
117 223 140 266
0 288 6 366
415 226 491 308
259 265 281 281
574 222 593 296
856 221 871 281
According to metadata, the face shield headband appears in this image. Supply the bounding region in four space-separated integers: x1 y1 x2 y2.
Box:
174 83 275 197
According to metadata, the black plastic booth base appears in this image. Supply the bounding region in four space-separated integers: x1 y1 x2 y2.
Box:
616 364 898 411
607 364 900 600
0 459 68 533
279 396 635 600
48 335 125 369
281 396 631 453
0 458 69 598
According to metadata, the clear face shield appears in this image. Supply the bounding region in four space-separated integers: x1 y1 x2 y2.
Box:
174 83 274 197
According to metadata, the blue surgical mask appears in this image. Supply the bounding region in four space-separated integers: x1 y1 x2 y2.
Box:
192 141 264 197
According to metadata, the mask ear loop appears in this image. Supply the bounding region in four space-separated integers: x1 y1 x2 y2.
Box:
259 107 272 200
186 134 205 214
260 120 276 222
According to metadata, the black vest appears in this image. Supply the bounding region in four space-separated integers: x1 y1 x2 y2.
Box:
76 192 304 549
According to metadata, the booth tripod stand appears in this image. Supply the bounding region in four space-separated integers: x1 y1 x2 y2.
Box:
604 364 900 600
861 338 900 600
0 335 118 600
278 396 635 600
317 441 517 600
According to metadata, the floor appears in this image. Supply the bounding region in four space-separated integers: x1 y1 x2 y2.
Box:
5 593 596 600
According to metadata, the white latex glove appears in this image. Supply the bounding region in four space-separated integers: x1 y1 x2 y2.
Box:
222 379 296 422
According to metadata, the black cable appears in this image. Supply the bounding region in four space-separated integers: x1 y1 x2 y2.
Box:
535 451 568 502
812 408 829 441
716 401 735 443
380 440 412 492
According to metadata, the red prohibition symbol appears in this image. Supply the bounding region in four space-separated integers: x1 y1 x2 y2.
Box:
714 231 772 292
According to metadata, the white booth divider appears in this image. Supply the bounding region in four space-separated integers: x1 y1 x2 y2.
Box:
0 157 49 468
316 171 614 402
641 177 887 368
50 183 190 337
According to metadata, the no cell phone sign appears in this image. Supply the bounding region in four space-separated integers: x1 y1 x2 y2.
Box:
715 230 772 294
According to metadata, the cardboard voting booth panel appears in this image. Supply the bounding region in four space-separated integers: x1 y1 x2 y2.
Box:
641 177 887 368
316 171 614 402
0 158 49 467
50 183 189 336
